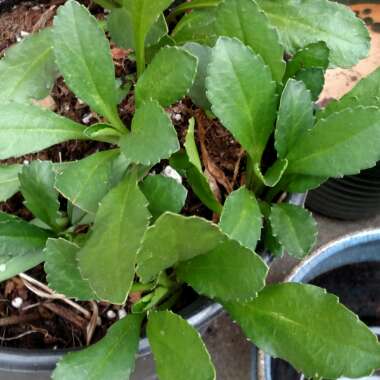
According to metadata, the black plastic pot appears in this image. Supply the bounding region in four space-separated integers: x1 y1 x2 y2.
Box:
253 229 380 380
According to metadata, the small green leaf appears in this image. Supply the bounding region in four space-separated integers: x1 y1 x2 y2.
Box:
0 213 50 282
270 203 317 258
169 0 220 20
135 46 197 107
148 311 216 380
140 175 187 219
257 0 370 68
184 117 202 172
219 187 262 251
206 37 277 163
225 283 380 379
120 100 179 166
84 124 121 144
254 159 288 188
275 79 314 159
0 164 22 202
262 222 284 257
78 172 150 304
177 239 267 301
45 238 95 300
53 0 123 131
214 0 285 82
19 161 62 231
0 103 85 160
53 313 143 380
55 150 122 214
0 29 57 102
137 213 225 283
286 107 380 177
295 67 325 101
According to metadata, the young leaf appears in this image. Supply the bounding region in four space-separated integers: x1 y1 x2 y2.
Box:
0 29 57 102
53 0 123 131
225 283 380 379
120 100 179 166
140 174 187 219
137 213 226 283
254 159 288 188
0 213 50 282
53 313 143 380
19 161 63 231
219 187 262 251
275 79 314 159
286 107 380 177
206 37 277 163
0 103 85 160
45 238 96 300
148 311 216 380
262 222 284 257
214 0 285 82
169 0 220 20
0 164 22 202
184 117 202 172
257 0 370 68
135 46 197 108
78 172 150 304
270 203 317 259
295 67 325 101
55 150 122 214
177 239 267 301
84 124 121 144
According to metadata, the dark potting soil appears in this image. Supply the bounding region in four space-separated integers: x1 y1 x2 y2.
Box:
0 0 244 350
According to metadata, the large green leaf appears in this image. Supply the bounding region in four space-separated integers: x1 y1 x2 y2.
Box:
0 164 22 202
0 103 86 159
19 161 63 231
257 0 369 68
275 79 314 159
219 187 262 251
270 203 317 258
120 100 179 166
53 1 123 131
225 283 380 379
136 212 225 283
177 239 267 301
286 106 380 177
0 212 50 282
55 150 122 214
0 29 57 102
206 37 277 163
135 46 197 107
45 238 95 300
286 174 327 193
78 172 150 304
148 311 215 380
140 174 187 219
214 0 285 82
53 313 142 380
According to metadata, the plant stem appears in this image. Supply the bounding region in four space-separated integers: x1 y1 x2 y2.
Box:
246 156 265 196
136 45 146 79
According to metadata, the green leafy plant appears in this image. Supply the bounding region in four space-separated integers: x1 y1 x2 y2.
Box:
0 0 380 379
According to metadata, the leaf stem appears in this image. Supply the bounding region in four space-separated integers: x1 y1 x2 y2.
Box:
107 111 127 135
246 156 265 196
136 45 146 79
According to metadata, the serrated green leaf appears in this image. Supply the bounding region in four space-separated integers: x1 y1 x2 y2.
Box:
53 313 143 380
275 79 314 159
295 67 325 101
148 311 216 380
78 172 150 304
19 161 63 231
254 159 288 188
137 213 225 283
0 29 57 102
286 175 327 193
183 42 212 109
140 174 187 219
120 100 179 166
206 37 277 163
214 0 285 82
53 1 123 131
0 164 22 202
177 239 267 301
270 203 316 258
0 212 50 282
135 46 197 107
0 103 85 160
45 238 95 300
257 0 370 68
262 222 283 257
286 106 380 177
55 150 122 214
219 187 262 251
225 283 380 379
